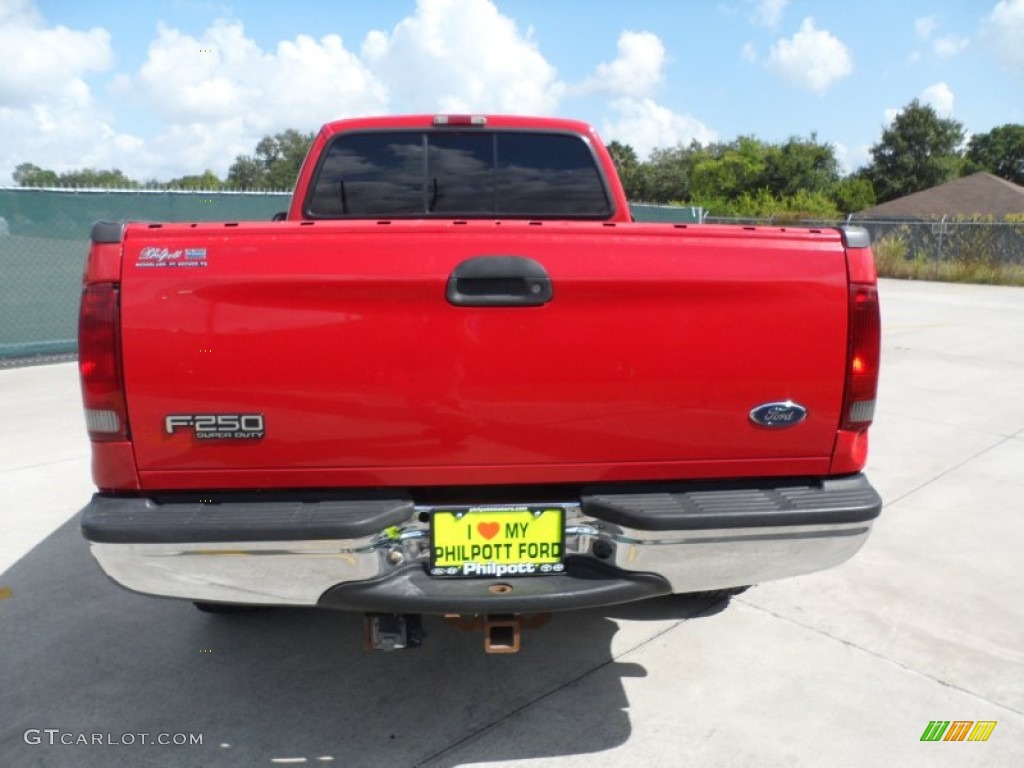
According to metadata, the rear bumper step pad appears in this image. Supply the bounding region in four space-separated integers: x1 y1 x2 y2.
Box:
582 473 881 531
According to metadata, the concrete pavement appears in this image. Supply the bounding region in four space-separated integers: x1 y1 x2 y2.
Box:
1 278 1021 766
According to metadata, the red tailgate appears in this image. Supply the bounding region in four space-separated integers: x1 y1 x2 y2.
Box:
119 221 848 490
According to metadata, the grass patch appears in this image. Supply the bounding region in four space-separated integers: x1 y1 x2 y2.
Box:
873 231 1024 287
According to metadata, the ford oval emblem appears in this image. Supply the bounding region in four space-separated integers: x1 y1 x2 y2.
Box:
749 401 808 429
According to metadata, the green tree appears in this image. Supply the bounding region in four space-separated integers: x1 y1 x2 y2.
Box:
227 129 314 190
226 155 263 189
690 136 768 202
13 162 142 188
830 176 876 214
637 134 843 209
606 140 644 200
13 162 59 186
763 134 840 198
964 124 1024 185
640 142 703 203
166 169 224 190
865 99 965 203
695 187 841 220
57 168 139 188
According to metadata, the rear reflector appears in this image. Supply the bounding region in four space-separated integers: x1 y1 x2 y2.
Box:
79 283 129 441
85 408 121 434
842 284 881 430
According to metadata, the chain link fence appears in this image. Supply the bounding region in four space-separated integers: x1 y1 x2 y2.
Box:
702 215 1024 263
630 204 705 223
1 190 1021 362
0 188 290 361
852 216 1024 262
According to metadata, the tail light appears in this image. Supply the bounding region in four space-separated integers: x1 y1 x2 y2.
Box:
841 284 881 430
79 282 129 441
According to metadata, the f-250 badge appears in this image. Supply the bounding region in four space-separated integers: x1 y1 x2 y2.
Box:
165 414 264 440
749 401 807 429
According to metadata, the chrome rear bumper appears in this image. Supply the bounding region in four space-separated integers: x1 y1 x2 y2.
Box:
82 474 880 612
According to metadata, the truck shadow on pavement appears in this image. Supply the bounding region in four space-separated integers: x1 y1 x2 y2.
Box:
1 518 736 768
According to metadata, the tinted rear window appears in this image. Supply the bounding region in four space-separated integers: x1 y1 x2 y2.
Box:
306 130 611 218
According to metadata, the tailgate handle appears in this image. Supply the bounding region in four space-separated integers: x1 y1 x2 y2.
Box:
447 255 553 307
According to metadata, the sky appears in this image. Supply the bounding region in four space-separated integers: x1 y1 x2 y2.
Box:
1 0 1022 186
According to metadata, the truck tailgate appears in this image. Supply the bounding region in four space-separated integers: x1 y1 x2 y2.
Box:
119 221 849 490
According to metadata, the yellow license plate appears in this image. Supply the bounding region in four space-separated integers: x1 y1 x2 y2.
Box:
430 506 565 578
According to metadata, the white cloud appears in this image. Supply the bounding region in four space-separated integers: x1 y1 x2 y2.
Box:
557 23 715 161
741 42 759 63
603 97 716 159
0 0 718 184
103 18 389 181
933 34 968 58
0 0 112 108
766 18 853 93
117 0 567 179
581 31 666 97
913 17 968 61
131 20 387 129
985 0 1024 76
0 1 147 183
750 0 789 28
882 82 956 128
0 93 148 182
914 16 936 41
361 0 563 114
920 82 955 116
835 142 871 174
1 0 571 183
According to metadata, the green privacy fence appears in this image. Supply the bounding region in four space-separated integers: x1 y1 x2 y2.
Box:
0 189 291 359
630 204 705 224
0 190 700 360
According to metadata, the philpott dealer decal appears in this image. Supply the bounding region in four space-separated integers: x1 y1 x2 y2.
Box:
136 246 208 268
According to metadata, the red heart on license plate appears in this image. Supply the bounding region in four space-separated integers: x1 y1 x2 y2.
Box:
477 522 500 540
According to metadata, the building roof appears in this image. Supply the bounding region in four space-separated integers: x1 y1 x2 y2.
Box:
854 172 1024 219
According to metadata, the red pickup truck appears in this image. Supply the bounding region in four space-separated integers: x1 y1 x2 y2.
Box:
79 114 881 652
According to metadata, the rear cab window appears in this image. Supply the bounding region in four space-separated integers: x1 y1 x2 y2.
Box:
305 130 613 219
